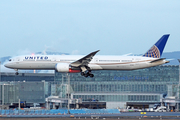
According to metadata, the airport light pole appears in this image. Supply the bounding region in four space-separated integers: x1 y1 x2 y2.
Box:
67 73 70 114
0 61 1 82
2 84 4 109
0 61 2 109
19 99 20 110
61 74 65 98
177 59 180 111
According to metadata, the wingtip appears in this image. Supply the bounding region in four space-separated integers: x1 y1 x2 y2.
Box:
91 50 100 55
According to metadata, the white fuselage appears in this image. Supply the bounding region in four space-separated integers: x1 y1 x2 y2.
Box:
4 55 167 71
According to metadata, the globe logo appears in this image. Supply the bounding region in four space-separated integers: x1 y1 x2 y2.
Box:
143 45 160 58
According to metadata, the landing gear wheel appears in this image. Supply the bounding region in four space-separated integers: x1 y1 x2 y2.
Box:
89 74 94 78
81 72 85 76
84 74 88 77
15 72 19 75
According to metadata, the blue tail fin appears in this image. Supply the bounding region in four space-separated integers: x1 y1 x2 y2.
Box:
142 34 170 58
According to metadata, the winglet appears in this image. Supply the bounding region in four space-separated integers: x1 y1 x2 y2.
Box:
142 34 170 58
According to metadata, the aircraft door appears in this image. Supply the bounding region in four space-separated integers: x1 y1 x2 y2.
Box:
16 57 20 61
94 58 98 63
51 58 57 67
52 58 56 61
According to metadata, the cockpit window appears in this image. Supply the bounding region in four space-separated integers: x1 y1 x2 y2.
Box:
9 59 12 61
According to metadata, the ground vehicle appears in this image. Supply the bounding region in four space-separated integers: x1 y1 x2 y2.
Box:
153 103 161 110
154 106 166 112
145 108 154 112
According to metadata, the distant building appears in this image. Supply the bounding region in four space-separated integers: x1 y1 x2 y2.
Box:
0 65 180 111
0 73 54 82
0 82 45 108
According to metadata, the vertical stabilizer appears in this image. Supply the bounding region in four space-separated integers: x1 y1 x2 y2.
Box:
142 34 170 58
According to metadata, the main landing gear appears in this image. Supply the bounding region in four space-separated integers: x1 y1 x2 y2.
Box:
81 70 94 78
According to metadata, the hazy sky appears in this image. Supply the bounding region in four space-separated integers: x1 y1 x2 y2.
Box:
0 0 180 57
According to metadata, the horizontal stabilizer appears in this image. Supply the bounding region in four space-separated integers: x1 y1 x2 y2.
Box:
178 59 180 63
122 53 133 56
166 58 174 61
150 58 166 63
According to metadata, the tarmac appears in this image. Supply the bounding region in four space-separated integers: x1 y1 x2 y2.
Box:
0 118 179 120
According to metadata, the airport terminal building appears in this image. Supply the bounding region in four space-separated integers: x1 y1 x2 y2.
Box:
0 65 180 110
55 65 179 109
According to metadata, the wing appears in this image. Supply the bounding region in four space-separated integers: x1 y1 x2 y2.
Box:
70 50 100 67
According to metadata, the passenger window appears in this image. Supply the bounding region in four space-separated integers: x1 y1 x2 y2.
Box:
9 59 11 61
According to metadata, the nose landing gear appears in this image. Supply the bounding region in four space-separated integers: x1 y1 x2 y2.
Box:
14 69 19 75
15 72 19 75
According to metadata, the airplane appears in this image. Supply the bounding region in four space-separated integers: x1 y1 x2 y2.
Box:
4 34 170 77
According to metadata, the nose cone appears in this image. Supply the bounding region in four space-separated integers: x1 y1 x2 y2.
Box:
4 63 10 68
4 62 17 69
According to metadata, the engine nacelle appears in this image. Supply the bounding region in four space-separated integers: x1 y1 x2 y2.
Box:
55 63 70 72
55 63 80 73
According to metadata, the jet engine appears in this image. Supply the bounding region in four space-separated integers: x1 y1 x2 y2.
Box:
55 63 80 73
